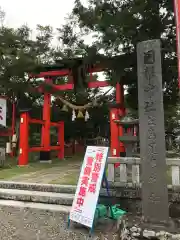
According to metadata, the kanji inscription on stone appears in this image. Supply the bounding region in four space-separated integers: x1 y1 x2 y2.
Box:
137 39 169 223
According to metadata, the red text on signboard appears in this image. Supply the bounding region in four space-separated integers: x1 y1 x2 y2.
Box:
0 106 3 120
76 155 95 207
87 151 104 195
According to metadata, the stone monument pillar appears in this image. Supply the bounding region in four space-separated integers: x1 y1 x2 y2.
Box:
137 39 169 223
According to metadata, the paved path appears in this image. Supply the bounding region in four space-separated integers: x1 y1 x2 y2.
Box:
9 163 81 184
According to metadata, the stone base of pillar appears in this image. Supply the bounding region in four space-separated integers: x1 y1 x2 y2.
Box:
117 214 180 240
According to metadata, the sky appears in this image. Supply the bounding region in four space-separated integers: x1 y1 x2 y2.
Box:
1 0 75 29
0 0 91 45
0 0 109 85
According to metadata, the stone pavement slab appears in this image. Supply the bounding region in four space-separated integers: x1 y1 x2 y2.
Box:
0 199 119 240
0 181 76 193
0 188 74 205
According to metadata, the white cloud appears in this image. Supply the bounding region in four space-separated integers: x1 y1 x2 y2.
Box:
1 1 109 84
1 0 93 46
1 0 75 29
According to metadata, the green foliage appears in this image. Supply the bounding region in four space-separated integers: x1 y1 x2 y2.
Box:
0 1 179 143
61 0 179 132
0 24 53 99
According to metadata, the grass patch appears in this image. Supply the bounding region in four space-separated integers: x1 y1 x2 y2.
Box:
0 163 55 180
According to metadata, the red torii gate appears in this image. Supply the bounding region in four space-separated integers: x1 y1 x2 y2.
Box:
37 67 126 158
19 111 64 166
18 66 126 165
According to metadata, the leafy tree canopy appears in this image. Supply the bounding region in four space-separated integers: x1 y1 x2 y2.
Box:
0 1 179 140
57 0 179 133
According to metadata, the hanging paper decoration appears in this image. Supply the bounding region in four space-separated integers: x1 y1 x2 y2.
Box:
77 110 84 119
61 104 68 112
72 109 76 121
85 110 90 121
12 134 17 148
6 142 11 154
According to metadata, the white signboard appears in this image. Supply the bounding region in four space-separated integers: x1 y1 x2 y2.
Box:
70 146 109 228
0 98 6 127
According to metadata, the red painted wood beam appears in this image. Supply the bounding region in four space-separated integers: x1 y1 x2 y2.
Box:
29 118 60 128
32 69 69 78
50 145 61 150
52 83 74 91
19 112 29 165
115 83 125 161
41 89 51 151
42 80 111 92
29 145 61 152
29 118 44 125
110 109 119 157
29 146 45 152
88 81 110 88
58 122 64 159
30 67 105 78
12 102 16 136
50 122 61 127
0 129 13 137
